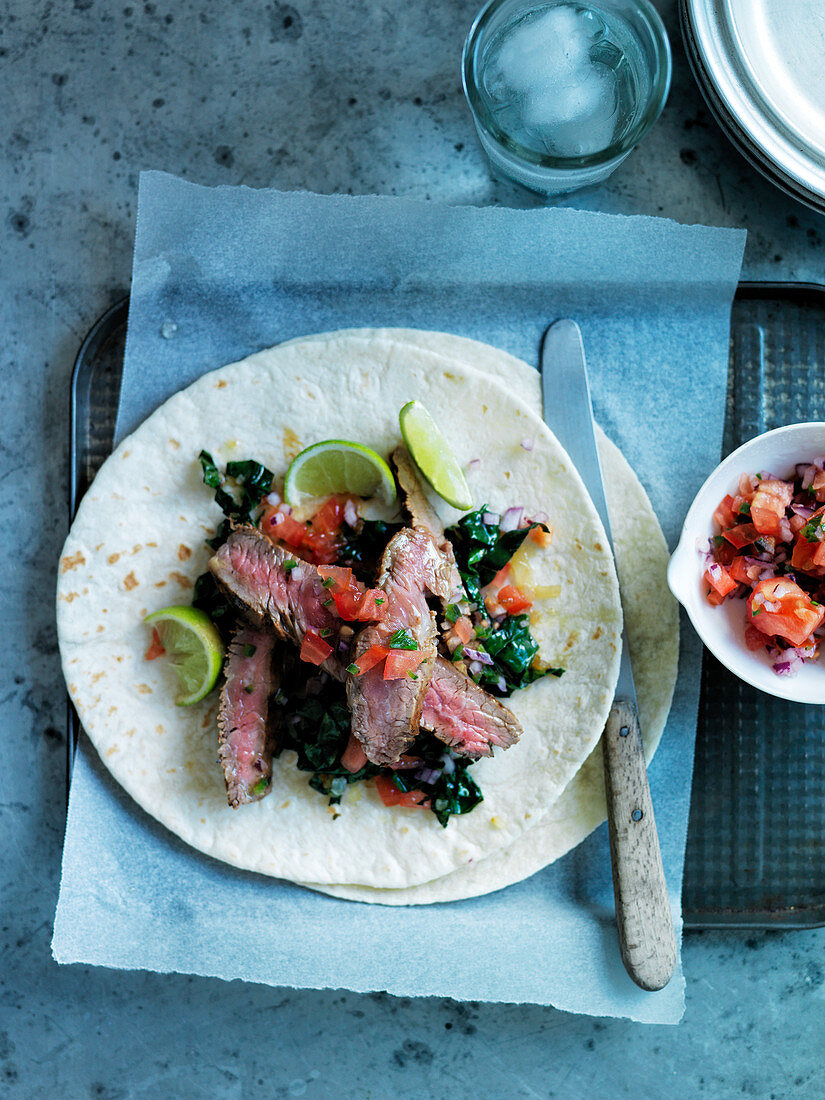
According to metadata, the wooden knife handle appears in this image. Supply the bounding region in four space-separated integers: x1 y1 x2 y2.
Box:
602 697 678 992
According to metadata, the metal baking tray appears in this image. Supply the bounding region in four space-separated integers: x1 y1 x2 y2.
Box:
66 285 825 929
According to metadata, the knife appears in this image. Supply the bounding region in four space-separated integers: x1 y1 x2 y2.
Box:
540 319 677 992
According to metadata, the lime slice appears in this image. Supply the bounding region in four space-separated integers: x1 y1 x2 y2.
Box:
284 439 397 507
143 606 224 706
399 401 473 511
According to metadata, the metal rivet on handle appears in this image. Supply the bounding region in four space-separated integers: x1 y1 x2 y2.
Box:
619 725 629 738
631 808 643 822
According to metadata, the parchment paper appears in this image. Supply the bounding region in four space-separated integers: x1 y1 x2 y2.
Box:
53 172 746 1022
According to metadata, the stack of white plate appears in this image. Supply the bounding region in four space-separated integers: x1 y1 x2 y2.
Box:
681 0 825 214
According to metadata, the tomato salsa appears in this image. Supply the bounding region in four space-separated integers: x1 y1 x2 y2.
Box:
705 460 825 675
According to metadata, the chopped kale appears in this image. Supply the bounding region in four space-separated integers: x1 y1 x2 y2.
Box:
444 603 461 623
192 571 235 643
444 506 561 693
198 450 276 549
338 519 403 579
391 736 483 828
242 643 257 657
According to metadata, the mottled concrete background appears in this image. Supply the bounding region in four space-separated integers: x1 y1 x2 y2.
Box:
2 0 823 1096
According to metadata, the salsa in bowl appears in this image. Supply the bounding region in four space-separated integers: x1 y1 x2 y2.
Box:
667 422 825 704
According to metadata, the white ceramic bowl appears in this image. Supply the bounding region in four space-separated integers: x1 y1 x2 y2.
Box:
668 422 825 704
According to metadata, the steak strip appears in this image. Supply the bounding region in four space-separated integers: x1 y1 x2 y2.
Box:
422 656 520 758
218 627 279 807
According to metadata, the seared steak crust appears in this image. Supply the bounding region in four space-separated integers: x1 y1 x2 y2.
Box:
218 627 279 807
422 656 521 758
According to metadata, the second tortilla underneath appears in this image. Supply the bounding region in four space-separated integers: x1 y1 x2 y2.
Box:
292 333 678 905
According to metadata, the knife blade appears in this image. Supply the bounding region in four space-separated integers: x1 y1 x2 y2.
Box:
540 318 677 992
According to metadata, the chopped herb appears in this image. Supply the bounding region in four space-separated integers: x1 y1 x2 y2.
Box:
250 777 270 796
242 643 257 657
323 597 334 607
320 628 332 638
812 600 821 608
752 608 762 616
322 577 335 589
444 603 461 623
375 597 385 605
388 628 418 650
346 662 360 675
738 501 751 516
802 514 825 542
407 671 418 680
244 684 255 694
283 559 297 571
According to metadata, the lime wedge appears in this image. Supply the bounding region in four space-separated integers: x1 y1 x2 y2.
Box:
399 401 473 511
143 606 224 706
284 439 397 507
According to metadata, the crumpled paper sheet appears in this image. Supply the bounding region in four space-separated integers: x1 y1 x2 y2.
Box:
53 172 746 1023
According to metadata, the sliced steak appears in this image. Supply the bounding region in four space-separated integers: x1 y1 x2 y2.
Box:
347 528 445 765
209 526 345 679
218 628 279 807
422 656 521 758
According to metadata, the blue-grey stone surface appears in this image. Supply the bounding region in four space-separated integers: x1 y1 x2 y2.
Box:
1 0 823 1096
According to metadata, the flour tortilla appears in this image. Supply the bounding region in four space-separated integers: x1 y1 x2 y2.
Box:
57 333 622 889
291 332 678 904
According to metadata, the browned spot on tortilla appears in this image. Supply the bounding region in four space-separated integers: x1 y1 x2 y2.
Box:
593 626 603 640
126 728 136 737
61 551 85 573
139 609 147 618
200 817 206 824
594 541 603 551
137 683 152 694
91 671 106 684
147 541 158 548
69 682 78 695
564 631 580 651
122 449 131 458
123 572 139 590
107 552 120 564
505 471 510 479
444 372 456 380
132 544 142 555
108 706 116 716
281 801 291 809
166 768 177 774
169 439 180 449
154 580 167 589
156 725 164 734
283 427 301 460
95 543 103 551
178 544 192 561
96 624 104 633
216 380 227 388
61 592 79 603
106 746 119 757
169 571 193 589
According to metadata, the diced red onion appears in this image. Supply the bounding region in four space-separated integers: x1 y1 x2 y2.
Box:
791 502 815 518
527 510 550 526
500 506 524 532
520 438 534 452
763 599 781 613
482 511 501 526
467 458 481 472
464 646 494 666
415 766 442 785
814 456 825 471
266 491 282 506
773 649 804 676
707 562 723 582
468 660 482 675
802 466 816 490
441 753 456 774
496 675 507 692
344 499 359 527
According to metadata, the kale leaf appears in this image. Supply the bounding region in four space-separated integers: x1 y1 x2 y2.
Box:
198 451 276 550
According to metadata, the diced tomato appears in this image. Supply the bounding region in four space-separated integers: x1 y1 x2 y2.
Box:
706 588 726 606
144 628 165 661
374 774 430 809
383 649 426 679
317 564 353 592
299 629 334 665
747 577 825 646
353 644 389 675
790 513 807 536
744 625 768 651
791 508 825 574
750 478 793 539
490 564 511 588
528 525 553 547
704 565 737 600
453 616 474 644
332 588 363 619
731 494 751 517
263 510 307 547
713 494 737 530
340 732 368 774
353 589 386 622
498 584 533 614
722 523 758 549
311 495 347 534
712 539 738 566
728 555 761 586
